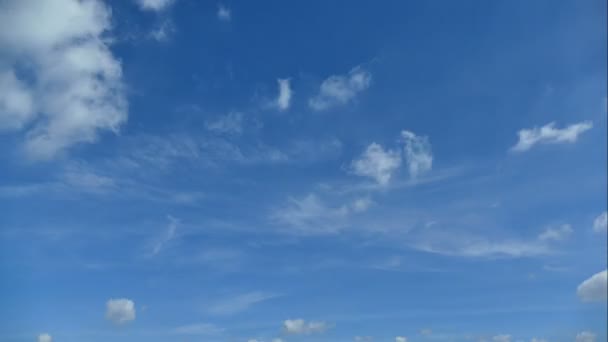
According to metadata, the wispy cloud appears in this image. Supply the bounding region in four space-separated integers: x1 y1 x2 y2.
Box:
511 121 593 152
207 291 279 315
136 0 175 12
593 211 607 233
151 215 179 256
283 319 332 334
577 269 607 302
538 224 573 241
276 78 292 111
173 322 223 335
351 143 402 186
309 66 371 111
401 130 433 178
217 4 231 21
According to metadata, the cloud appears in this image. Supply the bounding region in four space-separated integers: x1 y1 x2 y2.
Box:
576 331 596 342
395 337 407 342
276 78 292 111
207 292 278 315
351 143 401 185
538 224 573 241
205 112 244 135
173 323 223 335
309 66 371 110
105 298 136 324
283 319 331 335
149 19 175 42
351 197 373 212
593 211 607 233
492 335 511 342
401 131 433 178
136 0 174 11
577 269 607 302
412 235 550 258
0 0 127 160
511 121 593 152
151 215 179 256
354 336 374 341
217 4 231 21
419 329 432 336
271 194 350 235
530 338 547 342
38 334 52 342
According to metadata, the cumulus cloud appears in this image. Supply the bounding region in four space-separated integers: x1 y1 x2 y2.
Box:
283 319 331 335
38 334 52 342
276 78 292 111
351 143 401 185
105 298 136 324
0 0 127 160
309 66 371 110
538 224 573 241
136 0 174 11
401 130 433 178
511 121 593 152
492 335 511 342
576 331 596 342
577 269 607 302
395 337 407 342
593 211 607 233
217 4 231 21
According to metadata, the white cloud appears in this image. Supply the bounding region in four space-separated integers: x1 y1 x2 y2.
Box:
351 143 401 185
0 0 127 160
412 234 549 258
351 197 373 212
511 121 593 152
354 336 373 341
395 337 407 342
538 224 573 241
149 19 175 42
173 323 223 335
151 215 179 256
577 269 607 302
271 194 350 235
309 66 371 110
136 0 174 11
272 339 285 342
205 112 244 135
401 130 433 178
276 78 292 111
419 329 432 336
530 338 547 342
576 331 596 342
38 334 52 342
207 292 278 315
492 335 511 342
217 4 231 21
593 211 607 233
283 319 331 335
105 298 136 324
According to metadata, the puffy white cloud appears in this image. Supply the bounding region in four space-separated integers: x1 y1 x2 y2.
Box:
217 4 231 21
283 319 331 335
538 224 573 241
401 130 433 178
0 0 127 160
38 334 52 342
351 143 401 185
105 298 136 324
492 335 511 342
511 121 592 152
205 112 244 135
173 323 223 335
576 331 596 342
207 292 278 315
395 337 407 342
276 78 292 111
136 0 174 11
309 66 371 110
593 211 607 233
577 269 607 302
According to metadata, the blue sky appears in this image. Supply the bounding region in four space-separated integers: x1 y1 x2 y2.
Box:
0 0 607 341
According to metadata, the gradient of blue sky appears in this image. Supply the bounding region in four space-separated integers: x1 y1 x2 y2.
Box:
0 1 607 342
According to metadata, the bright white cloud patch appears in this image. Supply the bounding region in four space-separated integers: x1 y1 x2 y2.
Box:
577 269 607 302
105 298 136 324
576 331 597 342
593 211 607 233
401 130 433 178
538 224 573 241
309 66 371 110
276 78 292 111
395 337 407 342
351 143 401 185
0 0 127 160
217 4 231 21
511 121 593 152
492 335 511 342
38 334 52 342
283 319 331 335
136 0 174 11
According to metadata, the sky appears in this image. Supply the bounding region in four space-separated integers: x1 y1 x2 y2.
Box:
0 0 607 342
